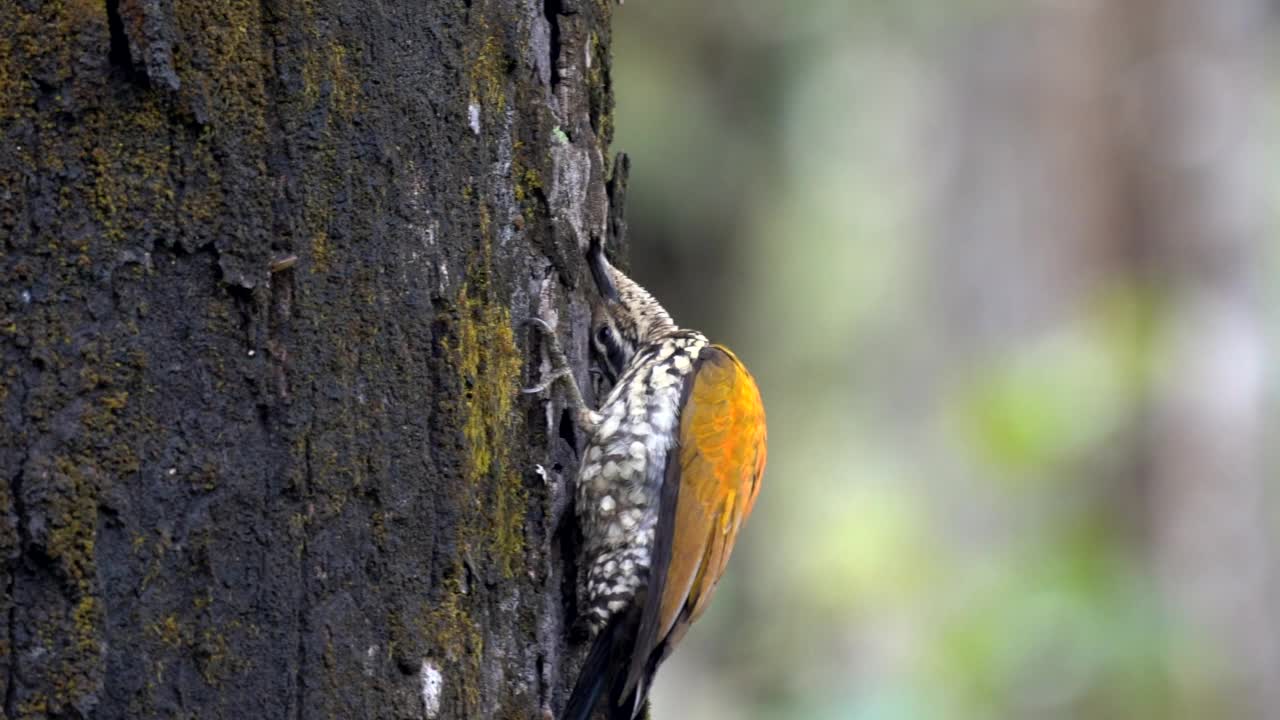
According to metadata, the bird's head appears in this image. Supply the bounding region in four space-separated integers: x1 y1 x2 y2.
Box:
587 239 676 384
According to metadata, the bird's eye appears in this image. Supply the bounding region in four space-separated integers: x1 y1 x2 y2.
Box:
595 326 613 344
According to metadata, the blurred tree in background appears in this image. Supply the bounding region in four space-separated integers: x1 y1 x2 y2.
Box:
612 1 1280 718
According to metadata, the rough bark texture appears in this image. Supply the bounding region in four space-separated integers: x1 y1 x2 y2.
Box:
0 1 622 717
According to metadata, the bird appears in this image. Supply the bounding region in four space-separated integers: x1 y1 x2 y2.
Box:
527 240 767 720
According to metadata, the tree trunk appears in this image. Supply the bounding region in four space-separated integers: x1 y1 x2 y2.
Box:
0 1 619 717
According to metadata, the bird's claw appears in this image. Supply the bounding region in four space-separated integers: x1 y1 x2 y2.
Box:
522 313 592 424
522 367 571 395
524 317 556 335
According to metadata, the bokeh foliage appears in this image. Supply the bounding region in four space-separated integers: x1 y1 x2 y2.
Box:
613 1 1280 718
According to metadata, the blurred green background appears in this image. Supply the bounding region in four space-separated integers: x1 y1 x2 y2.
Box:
611 1 1280 718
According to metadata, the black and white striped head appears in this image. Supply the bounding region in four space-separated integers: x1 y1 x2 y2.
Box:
587 240 677 384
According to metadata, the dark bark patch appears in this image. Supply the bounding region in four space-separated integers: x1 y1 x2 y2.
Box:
105 0 139 83
543 0 564 87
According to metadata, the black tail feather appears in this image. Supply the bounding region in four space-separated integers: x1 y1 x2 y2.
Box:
562 612 633 720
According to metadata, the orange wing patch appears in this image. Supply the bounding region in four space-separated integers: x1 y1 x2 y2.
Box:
619 345 767 707
657 345 767 646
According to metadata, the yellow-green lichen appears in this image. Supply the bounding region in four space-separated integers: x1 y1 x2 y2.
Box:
311 230 333 273
512 158 543 224
47 458 100 591
418 568 485 714
468 30 508 115
300 40 361 121
139 531 173 591
281 2 365 282
450 264 526 578
149 614 189 649
173 0 269 136
511 149 543 204
293 0 362 121
178 127 226 229
145 610 238 687
7 0 101 116
17 695 50 717
196 627 234 685
586 31 614 146
298 137 341 278
371 510 387 550
82 96 174 249
100 391 129 411
0 29 23 123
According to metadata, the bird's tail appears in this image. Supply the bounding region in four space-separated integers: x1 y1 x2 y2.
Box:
561 612 638 720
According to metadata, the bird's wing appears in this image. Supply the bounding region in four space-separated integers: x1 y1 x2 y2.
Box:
620 345 767 709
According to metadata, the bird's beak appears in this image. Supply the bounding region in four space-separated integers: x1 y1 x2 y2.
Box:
588 239 620 302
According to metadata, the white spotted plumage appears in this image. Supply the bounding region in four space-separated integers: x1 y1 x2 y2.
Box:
575 333 707 631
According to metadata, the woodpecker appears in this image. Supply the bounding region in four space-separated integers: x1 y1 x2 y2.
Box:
528 241 767 720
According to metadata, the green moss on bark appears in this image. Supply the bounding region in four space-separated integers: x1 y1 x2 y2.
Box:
3 0 619 715
447 239 527 580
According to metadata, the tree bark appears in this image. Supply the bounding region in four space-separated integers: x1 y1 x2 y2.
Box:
0 1 619 717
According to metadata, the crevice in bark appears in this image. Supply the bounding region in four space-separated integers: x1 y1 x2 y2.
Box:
2 622 12 715
543 0 563 87
557 408 578 455
293 435 314 720
5 455 27 718
557 507 582 642
105 0 140 84
4 532 17 716
606 152 629 252
3 598 12 717
3 350 34 718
